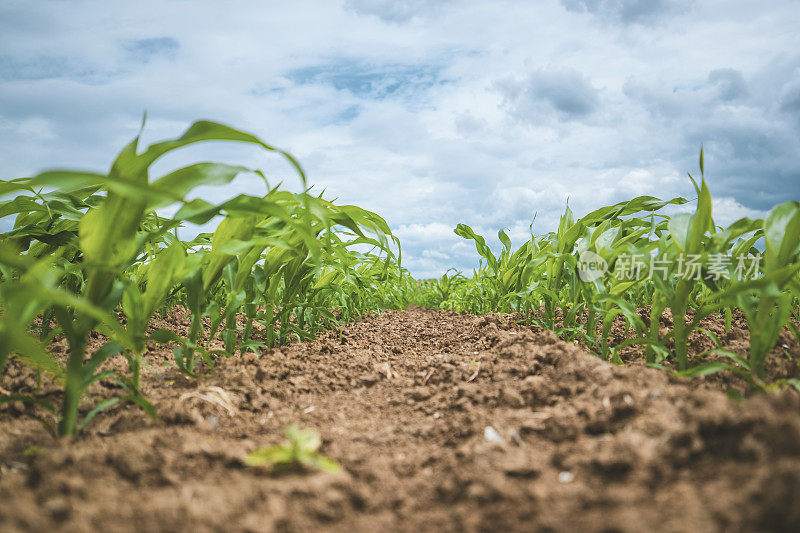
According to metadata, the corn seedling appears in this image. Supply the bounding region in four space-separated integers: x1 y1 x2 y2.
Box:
245 424 341 474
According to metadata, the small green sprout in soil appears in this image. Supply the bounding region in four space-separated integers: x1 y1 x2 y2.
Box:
245 424 341 474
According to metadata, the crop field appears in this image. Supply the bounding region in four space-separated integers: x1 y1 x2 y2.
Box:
1 121 799 531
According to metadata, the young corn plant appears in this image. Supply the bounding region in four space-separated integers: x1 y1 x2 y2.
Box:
120 242 186 392
574 197 682 358
432 269 466 307
714 201 800 379
1 118 310 436
660 174 714 370
0 245 129 434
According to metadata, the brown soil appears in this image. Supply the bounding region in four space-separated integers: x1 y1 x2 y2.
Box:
1 307 799 532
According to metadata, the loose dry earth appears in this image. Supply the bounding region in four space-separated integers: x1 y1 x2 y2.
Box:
1 306 799 532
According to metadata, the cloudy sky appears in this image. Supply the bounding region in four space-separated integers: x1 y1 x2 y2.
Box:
1 0 798 277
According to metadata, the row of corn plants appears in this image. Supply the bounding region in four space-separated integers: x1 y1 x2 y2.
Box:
0 119 412 437
422 151 800 392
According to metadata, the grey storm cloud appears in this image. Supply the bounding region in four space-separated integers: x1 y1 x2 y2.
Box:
500 68 600 122
623 65 800 211
683 119 800 210
561 0 692 25
708 68 748 101
781 79 800 117
622 68 750 120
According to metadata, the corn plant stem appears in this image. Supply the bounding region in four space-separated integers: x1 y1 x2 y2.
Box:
279 309 289 345
586 304 597 339
59 271 111 436
750 295 777 380
60 337 88 437
130 352 142 392
184 312 203 372
646 300 666 365
600 311 613 360
224 313 237 353
263 303 276 347
672 279 692 370
242 303 256 347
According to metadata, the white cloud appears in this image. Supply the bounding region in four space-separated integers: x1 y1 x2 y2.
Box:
711 197 766 227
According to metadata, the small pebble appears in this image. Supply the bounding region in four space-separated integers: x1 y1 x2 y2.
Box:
200 415 219 431
623 394 634 406
558 471 574 483
484 426 503 443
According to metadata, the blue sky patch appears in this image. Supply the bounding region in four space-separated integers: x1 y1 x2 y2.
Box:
286 60 441 99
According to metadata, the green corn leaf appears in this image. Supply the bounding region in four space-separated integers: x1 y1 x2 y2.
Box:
674 362 732 378
668 213 692 252
204 215 258 289
142 243 185 318
300 453 342 474
79 194 145 266
123 394 157 419
149 328 185 344
764 201 800 270
245 446 293 467
81 341 125 385
149 163 252 208
137 120 307 187
498 229 512 251
77 398 121 432
455 224 498 272
699 147 704 175
286 423 322 452
0 171 108 197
